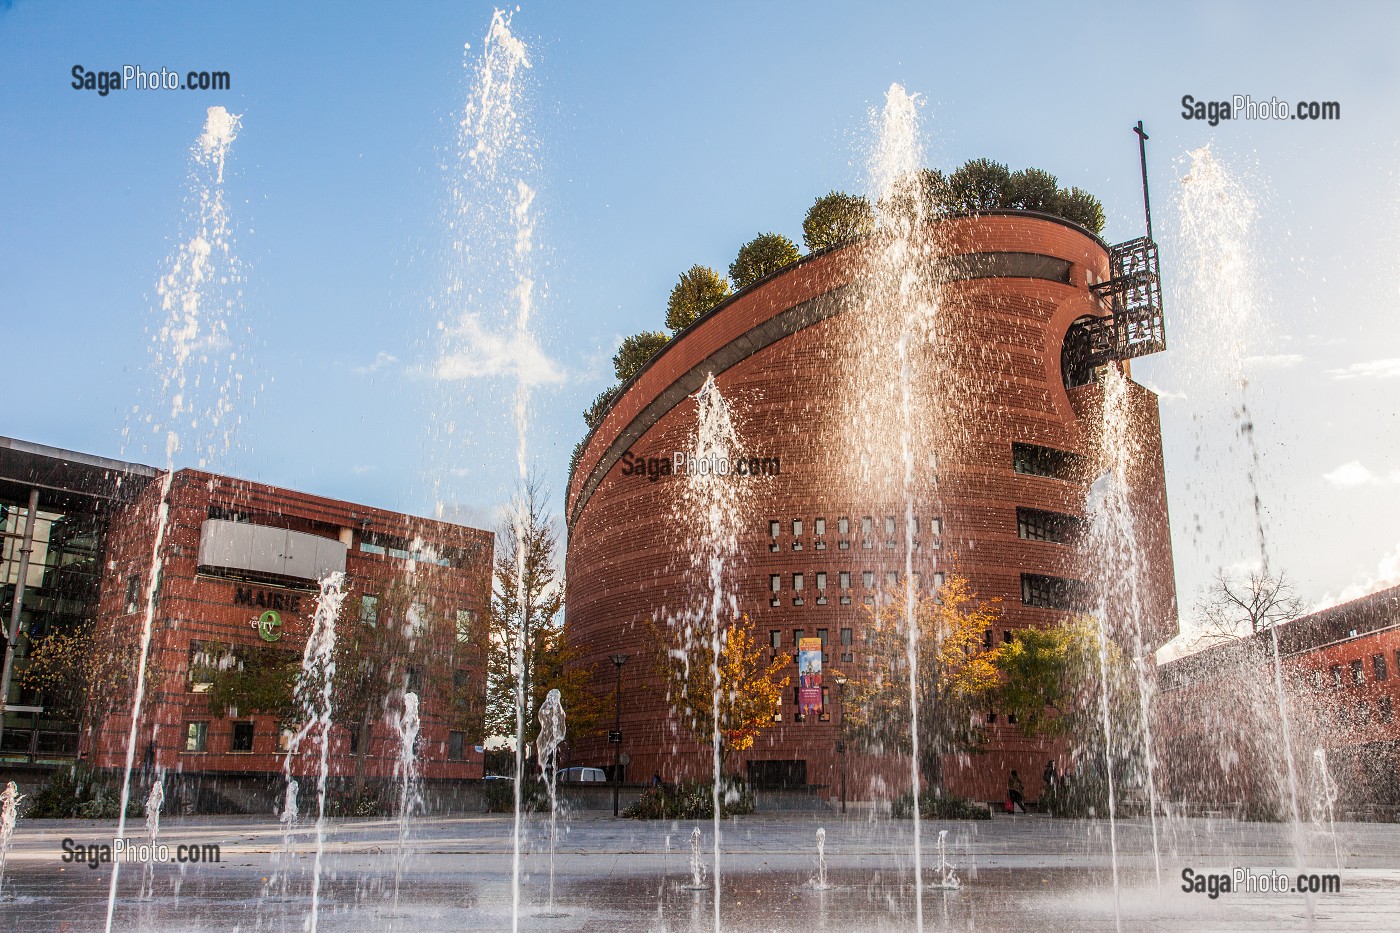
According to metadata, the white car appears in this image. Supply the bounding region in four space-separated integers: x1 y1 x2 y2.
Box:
556 766 607 783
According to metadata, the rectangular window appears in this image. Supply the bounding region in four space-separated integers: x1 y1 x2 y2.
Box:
933 572 946 589
360 595 379 626
1017 507 1080 544
453 669 470 707
838 517 849 535
1020 573 1085 610
1373 654 1388 681
793 573 805 591
1012 443 1083 479
449 731 467 761
984 629 993 649
931 518 942 536
1003 630 1013 644
1330 664 1343 689
885 571 898 588
125 574 142 614
1350 659 1365 686
770 630 781 649
817 628 828 649
815 518 826 536
406 666 422 693
841 651 853 663
793 519 803 537
862 571 874 589
839 571 850 590
815 572 827 590
184 721 209 753
1381 696 1394 724
841 627 853 646
455 609 473 642
793 629 804 646
885 516 897 548
820 686 830 721
769 520 781 537
861 516 873 537
770 574 782 592
231 721 254 753
986 711 997 723
911 517 920 535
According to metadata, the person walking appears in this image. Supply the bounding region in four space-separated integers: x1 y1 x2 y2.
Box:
1008 769 1026 814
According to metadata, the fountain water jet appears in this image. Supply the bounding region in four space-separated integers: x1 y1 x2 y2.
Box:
139 776 165 900
391 691 421 917
811 827 832 891
535 689 568 917
0 781 21 901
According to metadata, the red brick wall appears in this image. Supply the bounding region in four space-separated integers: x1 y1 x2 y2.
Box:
91 469 493 783
564 215 1177 803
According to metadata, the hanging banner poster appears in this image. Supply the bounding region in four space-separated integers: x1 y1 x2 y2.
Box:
798 637 823 717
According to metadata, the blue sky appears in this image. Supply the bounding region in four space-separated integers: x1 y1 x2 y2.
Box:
3 1 1398 640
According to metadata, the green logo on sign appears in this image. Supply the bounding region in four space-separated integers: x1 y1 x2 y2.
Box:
255 609 282 642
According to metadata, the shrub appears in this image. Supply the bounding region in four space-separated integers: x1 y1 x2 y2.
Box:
483 779 549 813
1054 187 1106 235
23 764 142 819
623 779 755 819
729 233 800 290
1006 167 1061 213
665 266 732 333
583 385 619 431
946 158 1013 212
891 790 990 820
802 192 875 252
613 332 669 383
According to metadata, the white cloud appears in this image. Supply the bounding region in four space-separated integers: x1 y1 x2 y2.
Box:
1137 379 1187 402
1315 542 1400 610
1326 358 1400 380
1323 460 1381 487
1243 353 1304 369
351 464 375 475
352 351 399 375
434 314 566 386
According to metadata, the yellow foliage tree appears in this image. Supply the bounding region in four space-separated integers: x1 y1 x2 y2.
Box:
843 568 1003 791
650 613 791 765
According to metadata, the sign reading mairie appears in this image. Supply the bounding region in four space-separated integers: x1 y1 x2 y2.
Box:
233 585 302 615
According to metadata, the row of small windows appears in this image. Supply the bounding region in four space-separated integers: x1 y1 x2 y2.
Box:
768 516 942 552
1323 652 1396 689
768 571 946 607
180 720 476 761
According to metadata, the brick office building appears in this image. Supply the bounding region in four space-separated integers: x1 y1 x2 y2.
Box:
1 437 493 800
1156 585 1400 816
564 211 1178 802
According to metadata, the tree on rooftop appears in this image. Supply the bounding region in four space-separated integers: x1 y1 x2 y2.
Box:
665 265 732 333
729 232 800 290
1054 187 1106 234
1006 167 1062 213
613 331 669 383
802 191 875 252
946 158 1013 212
1195 567 1307 641
583 385 619 432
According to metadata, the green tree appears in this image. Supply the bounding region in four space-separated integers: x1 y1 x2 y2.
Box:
487 478 606 764
1006 167 1062 213
1054 187 1105 234
729 232 800 290
843 570 1003 792
613 331 669 383
665 265 732 333
802 191 875 252
946 158 1013 212
583 385 619 431
193 642 300 722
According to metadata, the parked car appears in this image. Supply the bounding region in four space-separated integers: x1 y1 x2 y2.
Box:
556 766 607 783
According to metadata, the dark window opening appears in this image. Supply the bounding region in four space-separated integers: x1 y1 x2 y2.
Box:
1012 443 1083 480
231 721 254 753
1021 573 1087 610
1017 507 1081 544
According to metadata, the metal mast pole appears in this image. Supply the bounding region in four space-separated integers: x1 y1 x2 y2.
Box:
1133 120 1153 241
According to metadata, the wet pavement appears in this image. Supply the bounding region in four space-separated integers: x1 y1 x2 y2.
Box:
1 812 1396 931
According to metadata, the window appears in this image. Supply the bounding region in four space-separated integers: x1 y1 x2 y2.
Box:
1021 573 1085 610
1012 443 1082 479
360 595 379 626
770 630 781 649
770 574 782 592
231 721 254 753
1017 507 1079 544
911 517 920 535
455 609 473 642
986 711 997 723
188 641 238 693
793 628 805 644
984 629 993 649
839 571 850 590
815 518 826 536
453 669 470 707
885 516 897 548
838 517 849 535
862 571 874 590
406 666 423 694
769 520 780 552
125 574 142 614
885 571 898 588
1350 659 1365 686
793 573 804 606
793 519 803 537
841 627 853 646
184 721 209 753
449 731 467 761
1003 630 1014 644
820 687 831 721
1374 654 1388 682
1329 664 1343 689
1381 696 1394 724
842 651 853 663
861 516 873 548
933 572 946 590
931 518 942 536
817 629 828 659
815 572 827 590
279 729 294 752
1356 701 1371 725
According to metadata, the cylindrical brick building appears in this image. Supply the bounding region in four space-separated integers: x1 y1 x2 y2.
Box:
564 211 1177 803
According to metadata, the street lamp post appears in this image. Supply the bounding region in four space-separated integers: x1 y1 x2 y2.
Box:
834 673 848 815
610 653 628 816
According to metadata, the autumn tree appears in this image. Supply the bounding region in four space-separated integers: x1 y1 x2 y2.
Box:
665 265 732 333
843 570 1002 792
487 478 605 767
649 613 790 769
612 331 669 383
